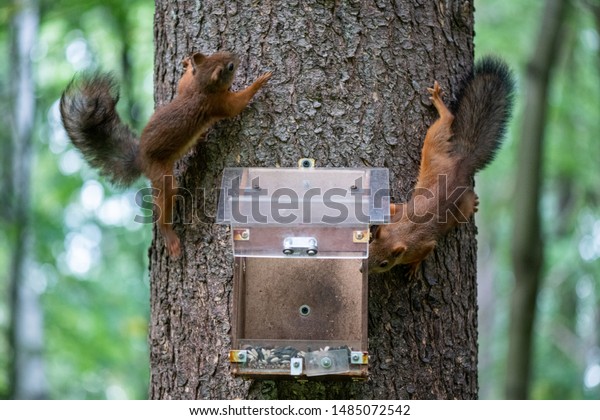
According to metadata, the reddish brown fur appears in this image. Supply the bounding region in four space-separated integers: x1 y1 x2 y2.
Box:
176 56 194 96
368 57 515 275
61 51 271 259
368 82 478 274
139 52 272 258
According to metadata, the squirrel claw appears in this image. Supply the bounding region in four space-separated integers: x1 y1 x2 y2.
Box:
252 71 273 90
407 262 421 278
427 81 443 102
166 234 181 259
259 71 273 83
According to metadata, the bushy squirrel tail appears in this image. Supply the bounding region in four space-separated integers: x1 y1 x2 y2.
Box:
451 56 515 174
59 73 142 187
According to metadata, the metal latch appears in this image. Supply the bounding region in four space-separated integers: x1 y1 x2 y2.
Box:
283 237 318 256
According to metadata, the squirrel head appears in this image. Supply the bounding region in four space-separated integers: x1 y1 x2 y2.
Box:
367 204 437 274
179 51 240 93
367 223 409 274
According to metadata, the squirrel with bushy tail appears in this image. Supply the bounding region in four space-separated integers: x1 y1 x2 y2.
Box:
60 52 272 259
368 56 515 274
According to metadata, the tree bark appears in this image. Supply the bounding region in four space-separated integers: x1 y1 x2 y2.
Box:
506 0 567 400
150 0 478 399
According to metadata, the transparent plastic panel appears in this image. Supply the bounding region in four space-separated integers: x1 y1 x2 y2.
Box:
368 168 392 224
231 341 367 379
304 349 350 376
217 167 390 226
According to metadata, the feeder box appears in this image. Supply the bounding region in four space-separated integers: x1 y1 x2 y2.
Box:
217 161 390 379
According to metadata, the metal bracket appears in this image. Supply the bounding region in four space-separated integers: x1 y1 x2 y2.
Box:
350 351 368 365
229 350 248 363
353 230 369 243
298 158 315 168
290 357 303 376
233 229 250 241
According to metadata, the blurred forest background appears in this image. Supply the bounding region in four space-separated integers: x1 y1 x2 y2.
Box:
0 0 598 399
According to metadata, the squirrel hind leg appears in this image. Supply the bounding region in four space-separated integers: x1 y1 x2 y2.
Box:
427 81 454 122
164 230 181 259
151 169 182 259
420 82 455 167
457 189 479 222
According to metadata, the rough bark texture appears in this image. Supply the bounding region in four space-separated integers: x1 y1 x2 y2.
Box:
150 0 477 399
506 0 566 400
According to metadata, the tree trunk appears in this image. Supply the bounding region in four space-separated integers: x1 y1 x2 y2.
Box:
506 0 567 400
150 0 478 399
7 0 47 400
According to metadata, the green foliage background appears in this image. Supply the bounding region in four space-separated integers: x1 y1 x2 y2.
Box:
1 0 154 399
475 0 600 400
0 0 598 399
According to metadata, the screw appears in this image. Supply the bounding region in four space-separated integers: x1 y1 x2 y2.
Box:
321 357 332 369
238 352 246 362
240 230 249 240
293 361 300 368
355 231 364 240
307 239 317 256
352 354 360 362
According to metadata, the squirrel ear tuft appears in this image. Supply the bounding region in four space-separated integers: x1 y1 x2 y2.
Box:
390 203 406 221
392 244 406 257
373 226 382 240
191 53 206 68
191 52 205 61
211 65 223 83
180 53 205 75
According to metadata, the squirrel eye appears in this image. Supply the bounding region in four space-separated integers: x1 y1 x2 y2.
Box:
227 62 235 72
379 261 389 268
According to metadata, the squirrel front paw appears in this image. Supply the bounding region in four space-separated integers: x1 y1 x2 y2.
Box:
255 71 273 87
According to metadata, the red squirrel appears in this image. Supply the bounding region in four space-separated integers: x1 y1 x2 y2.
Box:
60 52 272 259
368 57 514 274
